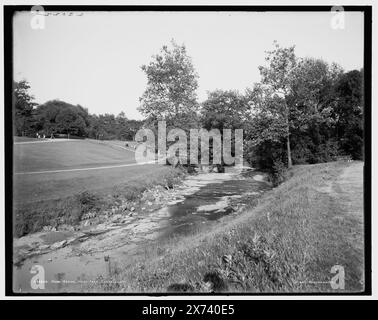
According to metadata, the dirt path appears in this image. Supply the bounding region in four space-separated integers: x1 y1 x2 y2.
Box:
332 161 364 246
330 161 365 288
310 161 364 291
338 161 364 244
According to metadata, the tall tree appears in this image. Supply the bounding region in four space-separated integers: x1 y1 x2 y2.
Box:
55 108 86 138
138 40 199 128
35 100 88 137
200 90 247 167
289 58 344 159
201 90 248 131
334 69 363 159
13 80 37 136
258 41 297 167
245 83 288 168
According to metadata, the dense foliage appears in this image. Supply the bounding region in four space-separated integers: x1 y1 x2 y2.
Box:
244 47 364 172
139 40 199 129
14 41 364 171
13 95 143 140
13 80 37 136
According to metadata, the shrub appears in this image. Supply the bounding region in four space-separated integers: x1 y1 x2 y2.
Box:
291 137 313 165
14 210 50 237
73 191 102 222
76 191 99 208
309 139 340 163
269 159 288 187
245 140 286 170
162 169 184 189
124 185 147 201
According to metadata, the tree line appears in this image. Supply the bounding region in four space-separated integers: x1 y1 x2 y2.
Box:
14 40 363 175
138 40 363 177
13 83 143 140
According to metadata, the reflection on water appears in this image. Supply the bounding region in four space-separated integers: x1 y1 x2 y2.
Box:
161 176 269 238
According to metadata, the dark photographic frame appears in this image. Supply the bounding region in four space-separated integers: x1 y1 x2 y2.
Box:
3 5 372 297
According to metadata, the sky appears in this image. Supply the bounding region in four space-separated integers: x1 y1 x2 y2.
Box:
14 11 364 120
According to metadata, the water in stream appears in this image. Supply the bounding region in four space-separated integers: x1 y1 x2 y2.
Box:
13 167 270 292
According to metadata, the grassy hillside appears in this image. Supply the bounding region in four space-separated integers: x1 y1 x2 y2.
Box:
14 139 136 172
13 139 183 237
95 161 364 293
14 139 151 204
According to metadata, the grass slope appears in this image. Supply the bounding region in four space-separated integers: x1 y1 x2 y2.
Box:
14 139 149 204
14 139 136 172
96 161 364 293
13 139 183 237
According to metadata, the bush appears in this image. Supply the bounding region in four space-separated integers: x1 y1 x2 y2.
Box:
340 132 363 160
76 191 98 207
73 191 102 222
14 210 50 237
291 137 314 165
269 159 288 187
309 139 340 164
162 169 184 189
245 140 286 170
124 185 147 201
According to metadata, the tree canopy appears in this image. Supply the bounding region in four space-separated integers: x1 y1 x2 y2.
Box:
13 80 37 136
12 87 144 140
139 40 199 126
13 40 364 171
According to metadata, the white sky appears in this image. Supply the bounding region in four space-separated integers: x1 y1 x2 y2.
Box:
13 11 364 120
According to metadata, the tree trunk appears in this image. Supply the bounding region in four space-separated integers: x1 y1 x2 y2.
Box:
285 97 292 168
287 134 292 168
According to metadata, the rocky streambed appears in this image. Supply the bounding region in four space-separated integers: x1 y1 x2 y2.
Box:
13 167 271 292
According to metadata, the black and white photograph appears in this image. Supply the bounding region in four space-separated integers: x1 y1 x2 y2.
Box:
2 4 372 298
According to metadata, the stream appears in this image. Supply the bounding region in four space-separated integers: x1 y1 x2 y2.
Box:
13 167 270 292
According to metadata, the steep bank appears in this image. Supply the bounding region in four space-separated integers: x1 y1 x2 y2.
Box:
95 161 364 293
14 165 185 237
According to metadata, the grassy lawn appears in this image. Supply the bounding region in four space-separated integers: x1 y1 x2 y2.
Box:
14 139 136 172
13 139 155 204
14 136 42 142
13 139 183 237
95 161 364 293
91 139 139 149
